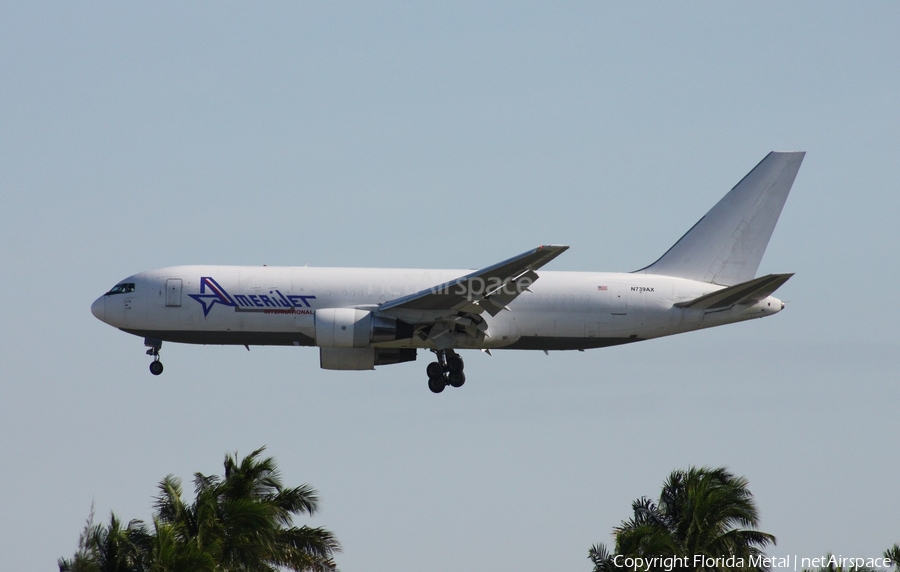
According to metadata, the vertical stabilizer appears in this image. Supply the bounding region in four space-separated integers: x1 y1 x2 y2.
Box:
636 151 804 285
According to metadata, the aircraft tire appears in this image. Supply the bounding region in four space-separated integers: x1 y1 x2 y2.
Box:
426 361 443 379
447 355 464 373
428 377 446 394
149 361 164 376
448 371 465 388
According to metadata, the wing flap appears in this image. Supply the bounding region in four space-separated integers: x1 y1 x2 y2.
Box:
478 269 539 316
674 273 793 310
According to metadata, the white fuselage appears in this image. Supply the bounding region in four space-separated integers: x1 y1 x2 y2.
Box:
90 265 784 352
89 152 802 384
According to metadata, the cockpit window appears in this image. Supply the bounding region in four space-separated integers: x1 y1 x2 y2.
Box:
106 283 135 295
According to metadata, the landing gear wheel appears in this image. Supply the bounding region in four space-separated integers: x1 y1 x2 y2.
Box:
426 361 444 379
144 337 164 376
447 355 464 373
426 350 468 393
428 376 446 393
448 371 465 388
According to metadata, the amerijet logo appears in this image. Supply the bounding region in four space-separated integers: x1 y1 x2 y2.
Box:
189 277 234 316
189 277 317 317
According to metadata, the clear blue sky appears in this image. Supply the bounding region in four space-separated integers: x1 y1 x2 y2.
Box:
1 3 898 570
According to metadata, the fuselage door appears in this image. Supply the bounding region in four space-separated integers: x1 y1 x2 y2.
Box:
610 284 628 315
166 279 183 307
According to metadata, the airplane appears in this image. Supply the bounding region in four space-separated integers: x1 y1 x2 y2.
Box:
91 151 804 393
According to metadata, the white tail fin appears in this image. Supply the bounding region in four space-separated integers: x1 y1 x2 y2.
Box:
636 151 804 285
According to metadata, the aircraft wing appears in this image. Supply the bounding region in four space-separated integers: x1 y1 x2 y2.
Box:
378 245 568 316
674 273 793 311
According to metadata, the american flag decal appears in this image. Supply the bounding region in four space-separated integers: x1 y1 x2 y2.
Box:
598 285 607 291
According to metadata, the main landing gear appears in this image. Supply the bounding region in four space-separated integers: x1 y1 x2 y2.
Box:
145 337 164 376
426 349 465 393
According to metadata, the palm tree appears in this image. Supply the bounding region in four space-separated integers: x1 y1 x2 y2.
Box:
58 511 151 572
588 542 619 572
61 448 340 572
140 519 216 572
591 467 775 572
885 545 900 572
153 447 341 572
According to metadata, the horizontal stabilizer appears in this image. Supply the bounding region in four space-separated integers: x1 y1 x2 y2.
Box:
674 273 793 311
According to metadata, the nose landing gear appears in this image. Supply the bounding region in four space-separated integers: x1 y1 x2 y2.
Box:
145 337 164 376
426 349 465 393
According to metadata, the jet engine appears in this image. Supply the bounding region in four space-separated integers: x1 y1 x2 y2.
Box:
314 308 414 348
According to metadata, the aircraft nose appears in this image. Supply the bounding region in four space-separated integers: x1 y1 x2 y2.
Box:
91 296 106 322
